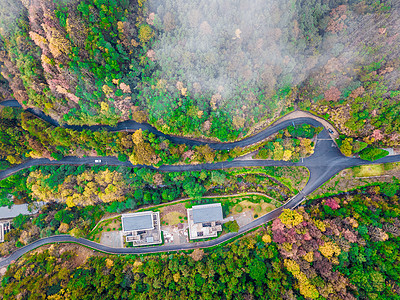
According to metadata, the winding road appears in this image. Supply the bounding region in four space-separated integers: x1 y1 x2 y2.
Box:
1 99 400 267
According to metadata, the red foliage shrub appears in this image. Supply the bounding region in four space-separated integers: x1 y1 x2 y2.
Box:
325 198 340 210
324 86 341 102
273 229 286 244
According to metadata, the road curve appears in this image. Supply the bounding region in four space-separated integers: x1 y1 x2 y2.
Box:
1 99 324 149
2 100 400 266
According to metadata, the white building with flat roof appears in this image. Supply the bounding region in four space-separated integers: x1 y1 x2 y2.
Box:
0 221 10 243
121 211 161 246
187 203 223 240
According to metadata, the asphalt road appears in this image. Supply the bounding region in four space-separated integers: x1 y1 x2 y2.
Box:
1 99 326 149
1 99 400 267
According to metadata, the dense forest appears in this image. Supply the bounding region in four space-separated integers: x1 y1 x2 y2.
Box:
1 192 399 299
0 0 398 142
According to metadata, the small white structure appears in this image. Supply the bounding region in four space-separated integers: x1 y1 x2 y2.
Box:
121 211 161 246
0 221 10 243
187 203 223 240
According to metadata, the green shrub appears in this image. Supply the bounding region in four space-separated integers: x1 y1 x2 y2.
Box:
381 182 399 197
117 153 128 162
235 205 243 213
255 205 262 213
352 140 368 153
223 220 239 232
360 148 389 161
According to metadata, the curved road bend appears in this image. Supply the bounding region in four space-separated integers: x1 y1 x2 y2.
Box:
2 100 400 266
1 99 325 150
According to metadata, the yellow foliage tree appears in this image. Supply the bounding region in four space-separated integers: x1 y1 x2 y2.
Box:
299 281 320 299
102 85 113 96
105 258 114 268
299 138 314 157
139 24 154 43
319 241 341 259
129 131 160 166
282 149 292 161
284 259 300 275
314 220 326 232
303 251 314 263
100 102 109 112
279 209 304 228
46 27 71 58
195 145 216 163
262 234 272 244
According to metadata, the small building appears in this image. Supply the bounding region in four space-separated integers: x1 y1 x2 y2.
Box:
121 211 161 246
187 203 223 240
0 221 10 243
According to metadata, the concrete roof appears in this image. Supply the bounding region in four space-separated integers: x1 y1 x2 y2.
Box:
122 212 153 231
192 203 223 224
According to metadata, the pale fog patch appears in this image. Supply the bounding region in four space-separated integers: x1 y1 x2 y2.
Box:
149 0 302 102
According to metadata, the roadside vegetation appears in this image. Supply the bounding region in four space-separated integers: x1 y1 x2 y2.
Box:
254 124 321 162
310 162 400 199
0 106 237 166
88 216 122 243
336 135 390 161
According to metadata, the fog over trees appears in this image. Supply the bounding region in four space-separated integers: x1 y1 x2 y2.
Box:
150 0 302 105
147 0 399 130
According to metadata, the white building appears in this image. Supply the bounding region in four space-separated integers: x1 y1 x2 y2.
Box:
187 203 223 240
0 221 10 243
121 211 161 246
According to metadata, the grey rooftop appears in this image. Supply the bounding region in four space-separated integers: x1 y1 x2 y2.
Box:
192 203 223 224
122 212 154 231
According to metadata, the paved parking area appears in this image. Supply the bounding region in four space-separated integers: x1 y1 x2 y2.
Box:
234 211 254 227
162 224 189 245
100 231 123 248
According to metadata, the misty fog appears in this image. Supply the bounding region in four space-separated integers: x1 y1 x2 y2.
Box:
149 0 302 103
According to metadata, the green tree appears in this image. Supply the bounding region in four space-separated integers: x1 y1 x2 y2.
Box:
249 259 267 284
359 148 389 161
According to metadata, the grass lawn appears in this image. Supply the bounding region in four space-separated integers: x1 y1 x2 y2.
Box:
231 200 275 218
161 211 186 226
196 193 281 217
352 165 384 177
88 216 122 242
228 166 309 194
310 162 400 199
